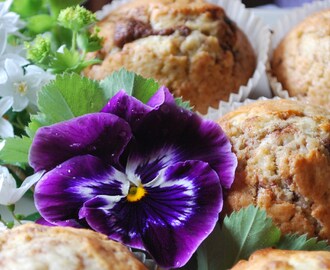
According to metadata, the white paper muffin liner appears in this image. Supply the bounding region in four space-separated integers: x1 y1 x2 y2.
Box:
95 0 271 115
268 0 330 99
203 96 297 122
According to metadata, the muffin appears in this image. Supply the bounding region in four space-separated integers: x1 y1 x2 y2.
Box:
231 248 330 270
218 99 330 240
0 223 147 270
85 0 256 113
271 9 330 107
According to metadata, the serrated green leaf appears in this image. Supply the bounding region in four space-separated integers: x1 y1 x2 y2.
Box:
37 73 106 126
276 233 330 251
175 97 193 111
0 136 32 165
100 69 159 103
216 206 281 270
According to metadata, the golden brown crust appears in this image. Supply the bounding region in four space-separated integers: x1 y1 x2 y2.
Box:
219 99 330 240
231 248 330 270
271 9 330 108
85 0 256 113
0 223 147 270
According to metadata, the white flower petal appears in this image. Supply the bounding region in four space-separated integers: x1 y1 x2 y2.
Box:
4 58 23 79
0 96 13 116
11 96 29 112
0 118 14 138
0 140 5 151
0 67 8 84
8 171 44 205
0 28 7 56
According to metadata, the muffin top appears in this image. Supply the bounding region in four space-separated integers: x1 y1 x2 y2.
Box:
271 9 330 107
231 248 330 270
219 99 330 240
85 0 256 113
0 223 147 270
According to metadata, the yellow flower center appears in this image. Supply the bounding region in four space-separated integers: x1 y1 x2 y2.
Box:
127 185 146 202
14 81 28 96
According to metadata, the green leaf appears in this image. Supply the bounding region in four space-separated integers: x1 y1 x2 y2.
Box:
0 136 32 165
48 0 85 17
216 206 281 270
27 14 54 34
50 47 81 73
23 212 41 222
37 73 106 126
100 69 159 103
175 97 193 111
276 234 330 251
11 0 47 18
196 224 223 270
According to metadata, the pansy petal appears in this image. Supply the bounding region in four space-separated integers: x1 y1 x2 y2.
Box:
131 103 237 188
101 90 151 130
146 86 175 108
35 155 129 225
36 217 84 228
82 160 222 268
29 113 132 171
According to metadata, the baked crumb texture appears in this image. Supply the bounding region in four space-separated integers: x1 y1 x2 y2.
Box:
85 0 256 113
0 223 147 270
231 248 330 270
271 9 330 108
219 99 330 240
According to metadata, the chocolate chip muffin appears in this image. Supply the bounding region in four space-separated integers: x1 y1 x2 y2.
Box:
0 223 147 270
218 99 330 240
85 0 256 113
231 249 330 270
271 9 330 107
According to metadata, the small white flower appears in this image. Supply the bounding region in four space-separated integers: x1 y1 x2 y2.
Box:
0 28 29 84
0 59 53 111
0 97 14 138
0 0 25 34
0 166 44 205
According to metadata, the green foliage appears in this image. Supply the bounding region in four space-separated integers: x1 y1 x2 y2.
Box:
0 136 32 165
36 73 106 126
11 0 47 18
276 234 330 251
26 14 54 34
100 69 160 103
175 97 193 110
195 206 330 270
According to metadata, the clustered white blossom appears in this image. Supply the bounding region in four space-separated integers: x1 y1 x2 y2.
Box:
0 0 54 139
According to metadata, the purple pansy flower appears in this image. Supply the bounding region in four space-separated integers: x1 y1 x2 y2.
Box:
29 87 237 268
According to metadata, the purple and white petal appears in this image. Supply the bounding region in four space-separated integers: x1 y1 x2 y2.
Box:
29 113 132 171
131 103 237 188
34 155 129 225
36 217 84 228
81 160 222 268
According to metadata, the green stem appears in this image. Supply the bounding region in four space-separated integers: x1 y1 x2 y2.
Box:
71 31 78 51
7 205 22 225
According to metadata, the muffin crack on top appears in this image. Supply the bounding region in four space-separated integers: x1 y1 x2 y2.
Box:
85 0 256 113
219 99 330 240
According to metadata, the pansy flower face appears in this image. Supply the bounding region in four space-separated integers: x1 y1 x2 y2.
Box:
29 87 237 268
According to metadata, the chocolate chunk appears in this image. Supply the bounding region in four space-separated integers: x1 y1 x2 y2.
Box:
114 19 191 48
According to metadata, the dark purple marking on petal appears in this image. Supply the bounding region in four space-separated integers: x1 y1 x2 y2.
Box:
82 160 222 268
29 113 132 171
34 155 128 225
146 86 175 108
131 103 237 188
